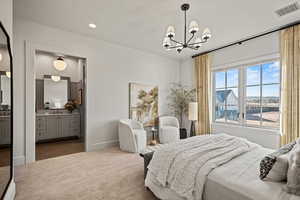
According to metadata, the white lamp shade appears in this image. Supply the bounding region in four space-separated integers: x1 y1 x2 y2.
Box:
166 25 175 38
194 37 202 48
53 57 67 71
6 71 11 78
162 37 171 48
176 46 183 53
51 75 61 82
0 53 2 61
189 20 199 34
202 28 212 40
188 102 198 121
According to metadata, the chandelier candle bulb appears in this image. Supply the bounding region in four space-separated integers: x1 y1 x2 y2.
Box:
166 26 175 38
176 46 183 53
189 20 199 34
202 28 212 40
162 37 171 48
194 37 202 49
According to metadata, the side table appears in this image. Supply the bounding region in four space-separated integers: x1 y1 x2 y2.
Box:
180 128 187 139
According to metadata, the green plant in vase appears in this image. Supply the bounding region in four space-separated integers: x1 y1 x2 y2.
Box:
64 100 77 113
167 83 196 127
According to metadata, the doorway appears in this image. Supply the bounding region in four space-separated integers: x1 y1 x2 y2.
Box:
25 41 87 163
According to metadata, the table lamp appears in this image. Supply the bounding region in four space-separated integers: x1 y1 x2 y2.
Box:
188 102 198 137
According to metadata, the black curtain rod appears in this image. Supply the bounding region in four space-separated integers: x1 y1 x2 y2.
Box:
192 19 300 58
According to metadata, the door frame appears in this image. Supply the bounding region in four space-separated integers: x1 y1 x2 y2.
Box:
25 41 88 163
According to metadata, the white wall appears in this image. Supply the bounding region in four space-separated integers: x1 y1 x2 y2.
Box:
180 32 280 149
35 52 82 82
13 18 180 164
0 0 12 37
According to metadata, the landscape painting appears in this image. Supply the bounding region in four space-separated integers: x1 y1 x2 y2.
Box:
129 83 158 127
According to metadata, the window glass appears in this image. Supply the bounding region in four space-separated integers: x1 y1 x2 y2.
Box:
227 69 239 87
226 88 239 123
262 62 280 84
215 89 226 122
246 86 261 126
247 65 260 85
215 71 225 88
262 84 280 127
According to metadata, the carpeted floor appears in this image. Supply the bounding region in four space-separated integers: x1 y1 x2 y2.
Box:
15 147 157 200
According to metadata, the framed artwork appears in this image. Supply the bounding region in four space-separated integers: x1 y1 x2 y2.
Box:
129 83 158 127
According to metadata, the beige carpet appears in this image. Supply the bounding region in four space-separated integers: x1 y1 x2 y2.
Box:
15 147 157 200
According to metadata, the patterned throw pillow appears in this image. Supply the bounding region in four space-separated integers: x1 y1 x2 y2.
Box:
260 141 296 180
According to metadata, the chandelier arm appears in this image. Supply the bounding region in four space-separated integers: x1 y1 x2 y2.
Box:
186 33 195 45
168 45 183 49
188 40 207 46
170 38 184 45
187 45 198 50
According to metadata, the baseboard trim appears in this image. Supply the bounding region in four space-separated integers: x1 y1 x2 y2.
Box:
14 155 25 166
88 140 119 151
4 180 15 200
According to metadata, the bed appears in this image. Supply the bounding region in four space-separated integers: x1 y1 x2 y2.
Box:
144 134 300 200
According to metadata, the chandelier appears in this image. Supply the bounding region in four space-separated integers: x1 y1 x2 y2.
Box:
162 3 212 53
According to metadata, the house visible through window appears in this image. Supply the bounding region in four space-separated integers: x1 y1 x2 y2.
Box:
213 60 280 129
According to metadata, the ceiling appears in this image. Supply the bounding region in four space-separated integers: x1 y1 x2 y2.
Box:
14 0 300 60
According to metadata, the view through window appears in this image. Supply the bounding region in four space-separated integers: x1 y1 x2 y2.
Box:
213 60 280 128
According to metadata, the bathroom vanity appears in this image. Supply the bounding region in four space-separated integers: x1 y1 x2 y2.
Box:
36 111 80 142
34 72 83 143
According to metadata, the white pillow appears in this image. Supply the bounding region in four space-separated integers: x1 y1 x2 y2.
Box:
265 153 289 182
285 141 300 196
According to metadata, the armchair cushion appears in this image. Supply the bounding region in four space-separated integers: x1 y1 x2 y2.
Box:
159 118 180 144
159 127 179 144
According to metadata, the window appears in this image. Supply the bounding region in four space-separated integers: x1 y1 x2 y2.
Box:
214 69 239 123
213 60 280 129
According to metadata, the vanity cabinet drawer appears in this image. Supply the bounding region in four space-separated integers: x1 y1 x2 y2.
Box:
36 117 46 128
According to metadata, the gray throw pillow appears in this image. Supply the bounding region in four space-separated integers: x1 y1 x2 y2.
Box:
259 141 296 181
285 141 300 196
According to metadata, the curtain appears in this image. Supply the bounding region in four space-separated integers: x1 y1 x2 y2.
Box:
280 25 300 145
195 54 211 135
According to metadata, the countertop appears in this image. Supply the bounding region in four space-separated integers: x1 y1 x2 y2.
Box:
36 112 80 117
0 115 10 119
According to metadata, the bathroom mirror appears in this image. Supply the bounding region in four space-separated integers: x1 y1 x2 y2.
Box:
0 22 13 199
44 75 70 109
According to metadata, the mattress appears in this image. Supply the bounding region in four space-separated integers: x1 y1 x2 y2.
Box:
146 146 300 200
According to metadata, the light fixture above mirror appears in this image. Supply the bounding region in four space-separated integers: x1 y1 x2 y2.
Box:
89 23 97 29
6 71 11 78
53 56 67 71
51 75 61 82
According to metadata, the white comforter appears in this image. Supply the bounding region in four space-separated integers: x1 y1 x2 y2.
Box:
145 134 259 200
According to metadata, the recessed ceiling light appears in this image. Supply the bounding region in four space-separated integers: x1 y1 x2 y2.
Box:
89 23 96 29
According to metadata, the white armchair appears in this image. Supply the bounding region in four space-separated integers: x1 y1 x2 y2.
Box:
118 119 147 153
159 116 180 144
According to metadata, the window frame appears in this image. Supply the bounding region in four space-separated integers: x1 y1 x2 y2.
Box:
212 58 281 130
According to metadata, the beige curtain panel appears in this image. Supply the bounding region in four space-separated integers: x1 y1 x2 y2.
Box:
280 25 300 145
195 54 211 135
